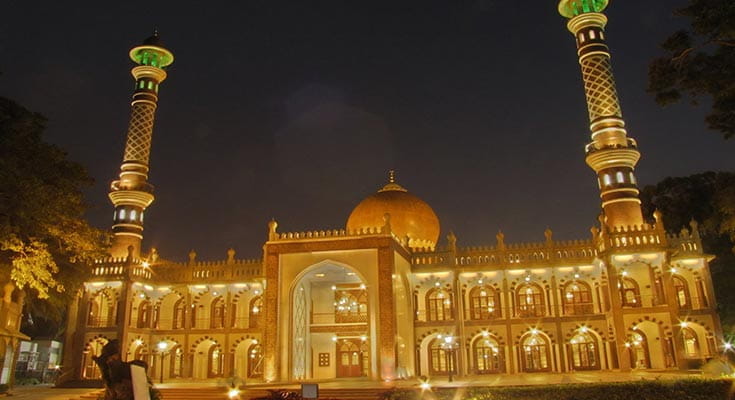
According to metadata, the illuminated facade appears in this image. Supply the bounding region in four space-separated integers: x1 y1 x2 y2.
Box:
61 1 723 385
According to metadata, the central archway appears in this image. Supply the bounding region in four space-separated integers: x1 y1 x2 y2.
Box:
290 261 371 380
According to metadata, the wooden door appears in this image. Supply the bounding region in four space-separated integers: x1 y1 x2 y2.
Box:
336 340 363 377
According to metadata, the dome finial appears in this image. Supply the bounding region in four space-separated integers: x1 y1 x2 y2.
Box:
388 170 396 184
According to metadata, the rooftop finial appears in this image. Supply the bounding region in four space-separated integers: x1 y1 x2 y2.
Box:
153 26 159 36
388 170 396 184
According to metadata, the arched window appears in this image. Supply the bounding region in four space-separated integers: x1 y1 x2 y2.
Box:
170 346 183 378
628 331 650 369
472 336 502 374
172 298 186 329
521 334 550 372
248 343 263 378
616 171 625 183
87 291 114 327
620 278 641 307
672 275 690 309
602 174 612 187
335 288 368 323
208 346 224 378
516 284 544 317
191 303 198 328
137 300 151 328
82 339 107 379
682 328 700 357
469 286 499 320
426 288 453 321
428 338 456 375
562 282 593 315
569 332 599 370
211 297 226 329
249 296 263 328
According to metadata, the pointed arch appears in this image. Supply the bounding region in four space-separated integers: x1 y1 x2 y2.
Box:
562 281 593 315
468 285 500 320
516 283 545 317
471 334 503 374
519 332 551 372
210 296 226 328
426 288 453 321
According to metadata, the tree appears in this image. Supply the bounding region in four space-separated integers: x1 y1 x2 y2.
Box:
640 171 735 334
0 96 110 333
647 0 735 139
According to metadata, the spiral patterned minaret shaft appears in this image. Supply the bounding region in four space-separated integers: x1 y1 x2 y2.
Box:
108 32 174 258
559 0 644 229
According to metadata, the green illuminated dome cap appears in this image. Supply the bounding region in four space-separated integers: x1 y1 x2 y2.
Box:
129 30 174 68
558 0 609 18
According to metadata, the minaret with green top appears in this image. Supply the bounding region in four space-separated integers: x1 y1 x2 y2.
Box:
558 0 644 230
108 31 174 259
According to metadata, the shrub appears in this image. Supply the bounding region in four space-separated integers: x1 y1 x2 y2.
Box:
381 379 734 400
0 384 8 394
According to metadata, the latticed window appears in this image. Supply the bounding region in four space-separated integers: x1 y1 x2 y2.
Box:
569 332 598 370
426 288 453 321
672 275 690 309
248 343 263 378
473 336 502 374
682 327 700 357
211 297 226 329
249 296 263 328
428 339 455 375
620 278 641 307
335 288 368 323
563 282 593 315
208 347 224 378
137 300 151 328
173 298 185 329
469 286 499 320
521 334 549 372
516 284 544 317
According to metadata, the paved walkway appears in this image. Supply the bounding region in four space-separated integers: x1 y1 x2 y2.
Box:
3 384 97 400
5 370 712 400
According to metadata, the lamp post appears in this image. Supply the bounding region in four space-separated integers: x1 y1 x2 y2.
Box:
441 336 459 382
157 341 168 384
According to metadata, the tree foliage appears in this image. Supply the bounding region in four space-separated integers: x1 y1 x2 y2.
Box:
640 171 735 333
648 0 735 139
0 96 109 327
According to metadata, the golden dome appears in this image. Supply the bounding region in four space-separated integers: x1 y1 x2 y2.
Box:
346 171 440 248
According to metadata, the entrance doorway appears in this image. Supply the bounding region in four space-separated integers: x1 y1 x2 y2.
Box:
336 339 363 377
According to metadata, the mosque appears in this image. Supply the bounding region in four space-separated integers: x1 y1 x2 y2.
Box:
60 0 724 385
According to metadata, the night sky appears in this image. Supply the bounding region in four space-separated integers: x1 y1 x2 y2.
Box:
4 1 734 262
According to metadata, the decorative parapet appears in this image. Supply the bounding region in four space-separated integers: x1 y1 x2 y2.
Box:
90 255 262 283
155 258 263 282
599 223 667 253
92 257 150 280
411 239 597 269
269 226 393 241
667 221 704 257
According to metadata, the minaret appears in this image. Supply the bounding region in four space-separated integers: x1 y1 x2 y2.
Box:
558 0 644 229
108 31 174 258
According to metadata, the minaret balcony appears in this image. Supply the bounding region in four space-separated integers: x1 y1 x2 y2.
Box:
110 179 155 194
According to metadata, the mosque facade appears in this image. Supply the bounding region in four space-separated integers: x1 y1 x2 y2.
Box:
60 0 724 384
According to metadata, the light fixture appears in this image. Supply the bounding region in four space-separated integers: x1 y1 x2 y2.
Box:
228 388 240 399
157 341 168 351
141 261 150 268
